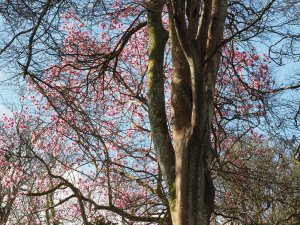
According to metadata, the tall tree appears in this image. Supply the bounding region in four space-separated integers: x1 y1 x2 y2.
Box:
147 0 227 224
1 0 300 224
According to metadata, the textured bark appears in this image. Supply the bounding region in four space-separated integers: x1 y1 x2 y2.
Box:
147 0 176 223
46 191 58 225
169 0 228 224
147 0 227 224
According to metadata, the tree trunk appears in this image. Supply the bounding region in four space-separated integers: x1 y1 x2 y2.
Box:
170 0 227 224
147 0 227 224
147 0 175 224
170 36 215 224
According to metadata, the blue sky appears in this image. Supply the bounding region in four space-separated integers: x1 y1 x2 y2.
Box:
0 70 19 116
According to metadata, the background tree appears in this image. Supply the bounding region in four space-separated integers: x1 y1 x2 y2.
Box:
213 137 300 225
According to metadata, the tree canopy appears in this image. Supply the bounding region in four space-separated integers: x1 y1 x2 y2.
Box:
0 0 300 225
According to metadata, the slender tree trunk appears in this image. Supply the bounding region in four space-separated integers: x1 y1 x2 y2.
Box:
46 191 58 225
147 0 175 224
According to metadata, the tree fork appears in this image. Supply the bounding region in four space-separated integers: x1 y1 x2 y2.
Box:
169 0 228 224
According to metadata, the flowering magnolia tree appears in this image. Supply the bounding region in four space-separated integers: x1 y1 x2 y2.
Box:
0 0 300 225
